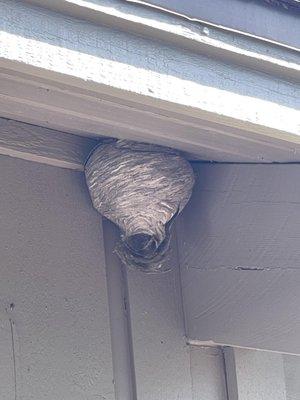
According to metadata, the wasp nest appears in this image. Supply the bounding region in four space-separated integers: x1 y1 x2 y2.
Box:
85 140 194 272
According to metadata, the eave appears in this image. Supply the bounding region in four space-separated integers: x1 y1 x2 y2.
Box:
0 0 299 165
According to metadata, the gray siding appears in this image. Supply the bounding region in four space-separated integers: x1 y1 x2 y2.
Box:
1 153 300 399
177 163 300 354
0 155 114 399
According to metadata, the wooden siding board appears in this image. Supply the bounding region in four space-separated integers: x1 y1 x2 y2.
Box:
0 155 114 399
177 164 300 354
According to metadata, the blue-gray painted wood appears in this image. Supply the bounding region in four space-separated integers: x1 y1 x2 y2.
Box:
2 0 299 162
0 155 114 399
190 346 227 400
283 354 300 400
102 218 137 400
177 164 300 354
126 238 194 399
126 237 229 399
128 0 300 49
224 348 287 400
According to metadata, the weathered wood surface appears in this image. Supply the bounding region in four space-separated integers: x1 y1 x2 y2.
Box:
177 164 300 354
0 118 97 170
1 0 300 163
0 155 114 399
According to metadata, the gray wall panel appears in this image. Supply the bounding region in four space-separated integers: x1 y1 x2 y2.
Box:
177 164 300 354
0 155 114 399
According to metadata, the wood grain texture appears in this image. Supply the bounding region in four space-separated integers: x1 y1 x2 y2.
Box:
224 348 287 400
1 0 299 163
0 118 97 170
177 164 300 354
25 0 300 81
0 155 114 399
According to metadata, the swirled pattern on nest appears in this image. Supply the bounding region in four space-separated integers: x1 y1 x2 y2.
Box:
85 140 195 272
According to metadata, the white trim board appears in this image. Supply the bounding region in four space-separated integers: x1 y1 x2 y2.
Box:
0 69 300 164
1 116 300 171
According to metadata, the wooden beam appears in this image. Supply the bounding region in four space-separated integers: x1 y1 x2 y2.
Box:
1 70 300 163
126 0 300 50
0 118 97 170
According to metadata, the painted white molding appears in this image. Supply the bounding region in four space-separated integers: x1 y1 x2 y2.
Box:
0 69 299 163
1 1 299 163
0 118 96 170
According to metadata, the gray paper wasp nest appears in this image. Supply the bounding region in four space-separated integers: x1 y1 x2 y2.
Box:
85 140 194 272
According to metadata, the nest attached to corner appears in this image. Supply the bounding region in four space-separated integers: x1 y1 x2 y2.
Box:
85 139 194 273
